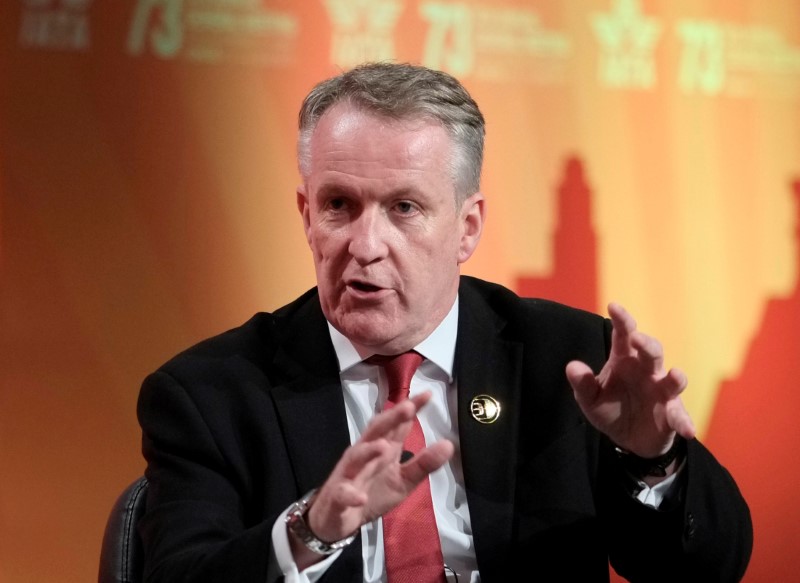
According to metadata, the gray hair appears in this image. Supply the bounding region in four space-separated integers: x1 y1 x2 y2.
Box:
297 62 485 202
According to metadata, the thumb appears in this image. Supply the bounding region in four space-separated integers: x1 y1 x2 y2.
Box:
565 360 599 403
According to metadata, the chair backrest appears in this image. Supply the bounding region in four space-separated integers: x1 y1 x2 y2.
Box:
98 476 148 583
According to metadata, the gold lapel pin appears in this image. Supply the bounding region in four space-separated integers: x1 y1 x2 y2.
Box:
470 394 501 424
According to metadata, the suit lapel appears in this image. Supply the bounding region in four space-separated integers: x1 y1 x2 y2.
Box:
265 293 366 580
268 294 352 493
455 280 523 580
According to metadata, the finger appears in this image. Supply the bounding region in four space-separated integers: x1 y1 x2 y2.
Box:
630 331 665 375
363 391 436 442
607 301 635 328
400 439 455 485
658 367 688 397
319 442 395 511
360 398 420 442
408 391 434 412
338 439 397 481
565 360 600 404
666 397 697 440
607 302 637 357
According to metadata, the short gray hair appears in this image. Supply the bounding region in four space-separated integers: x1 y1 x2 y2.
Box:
297 62 485 202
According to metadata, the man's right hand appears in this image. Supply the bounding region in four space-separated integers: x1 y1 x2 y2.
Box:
288 392 454 569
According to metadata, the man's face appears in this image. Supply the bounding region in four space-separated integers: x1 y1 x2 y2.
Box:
297 104 484 354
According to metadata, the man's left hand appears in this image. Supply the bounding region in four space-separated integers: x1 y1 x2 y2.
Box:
565 302 697 459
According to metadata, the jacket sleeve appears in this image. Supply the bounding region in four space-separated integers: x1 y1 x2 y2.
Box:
600 435 753 583
137 370 284 583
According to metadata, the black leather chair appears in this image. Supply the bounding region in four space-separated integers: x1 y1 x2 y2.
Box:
98 476 148 583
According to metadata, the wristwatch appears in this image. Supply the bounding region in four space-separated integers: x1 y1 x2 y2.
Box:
285 489 358 555
614 435 687 478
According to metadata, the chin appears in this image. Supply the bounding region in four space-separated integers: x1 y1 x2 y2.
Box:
348 328 398 350
339 321 407 352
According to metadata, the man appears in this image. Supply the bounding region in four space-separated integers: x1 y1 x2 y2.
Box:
137 62 752 582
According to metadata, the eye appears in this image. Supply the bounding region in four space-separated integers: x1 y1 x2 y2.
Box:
394 200 417 215
325 197 348 212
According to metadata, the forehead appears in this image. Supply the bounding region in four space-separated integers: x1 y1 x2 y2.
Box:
309 104 453 174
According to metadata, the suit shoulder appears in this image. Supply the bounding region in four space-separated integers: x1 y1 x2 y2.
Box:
152 287 320 376
457 275 611 374
460 275 606 328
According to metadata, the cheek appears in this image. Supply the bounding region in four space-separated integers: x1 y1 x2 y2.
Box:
403 240 454 286
428 229 462 261
307 224 330 255
310 233 347 271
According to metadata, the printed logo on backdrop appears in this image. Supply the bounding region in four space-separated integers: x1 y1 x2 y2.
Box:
677 21 800 97
419 2 571 84
323 0 404 68
590 0 662 89
127 0 298 65
18 0 92 51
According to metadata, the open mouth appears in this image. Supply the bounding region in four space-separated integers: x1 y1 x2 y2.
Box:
349 281 382 293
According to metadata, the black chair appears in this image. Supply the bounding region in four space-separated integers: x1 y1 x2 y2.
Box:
98 476 148 583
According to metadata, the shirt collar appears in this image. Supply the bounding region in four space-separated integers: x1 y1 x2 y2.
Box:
327 296 459 382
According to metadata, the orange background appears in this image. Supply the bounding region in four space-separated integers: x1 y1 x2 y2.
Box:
1 1 798 581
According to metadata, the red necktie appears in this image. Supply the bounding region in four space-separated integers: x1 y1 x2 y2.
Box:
367 352 447 583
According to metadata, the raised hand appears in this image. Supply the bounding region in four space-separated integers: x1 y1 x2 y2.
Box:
291 392 453 567
565 302 696 459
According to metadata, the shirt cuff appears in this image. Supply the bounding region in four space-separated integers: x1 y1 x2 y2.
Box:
633 459 686 508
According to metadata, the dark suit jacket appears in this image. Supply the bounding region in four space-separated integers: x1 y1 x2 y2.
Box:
137 276 752 583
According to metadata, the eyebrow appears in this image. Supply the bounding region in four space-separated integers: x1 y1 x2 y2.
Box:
316 183 422 201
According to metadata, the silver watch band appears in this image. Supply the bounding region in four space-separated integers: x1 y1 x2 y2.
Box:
285 489 358 555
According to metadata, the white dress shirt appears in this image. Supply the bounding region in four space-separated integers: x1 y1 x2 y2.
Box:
272 296 678 582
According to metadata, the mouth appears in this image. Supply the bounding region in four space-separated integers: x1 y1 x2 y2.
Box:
345 279 391 301
348 280 382 293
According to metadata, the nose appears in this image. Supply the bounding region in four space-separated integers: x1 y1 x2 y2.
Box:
348 207 389 265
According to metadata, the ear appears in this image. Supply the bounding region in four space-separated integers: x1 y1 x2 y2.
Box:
457 191 485 264
296 185 312 244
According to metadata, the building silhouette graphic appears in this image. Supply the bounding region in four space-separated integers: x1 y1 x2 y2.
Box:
703 179 800 582
516 155 599 313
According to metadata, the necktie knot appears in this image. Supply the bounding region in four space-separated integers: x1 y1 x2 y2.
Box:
367 351 424 404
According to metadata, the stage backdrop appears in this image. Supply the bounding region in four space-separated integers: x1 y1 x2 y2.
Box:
1 1 798 581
